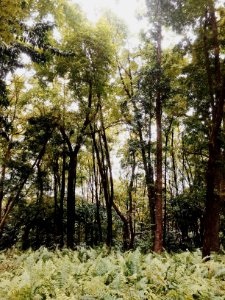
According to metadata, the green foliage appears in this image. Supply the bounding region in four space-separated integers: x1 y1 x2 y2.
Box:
0 248 225 299
1 0 225 263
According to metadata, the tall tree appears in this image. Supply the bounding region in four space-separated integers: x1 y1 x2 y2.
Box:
202 1 225 257
163 0 225 256
146 0 163 252
55 9 115 248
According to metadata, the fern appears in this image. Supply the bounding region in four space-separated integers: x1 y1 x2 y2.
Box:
1 247 225 299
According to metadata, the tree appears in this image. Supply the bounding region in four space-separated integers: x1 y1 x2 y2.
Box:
163 0 225 257
55 10 116 248
148 0 163 253
201 1 225 257
117 48 157 244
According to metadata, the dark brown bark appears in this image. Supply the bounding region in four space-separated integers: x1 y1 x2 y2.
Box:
66 150 77 249
60 81 94 249
52 158 61 243
203 141 221 257
59 144 66 247
59 96 66 248
202 3 225 258
99 107 114 247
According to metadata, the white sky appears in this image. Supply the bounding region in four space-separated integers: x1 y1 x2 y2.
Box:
71 0 182 48
72 0 146 32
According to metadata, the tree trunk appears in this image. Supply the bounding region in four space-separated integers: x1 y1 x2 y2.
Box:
53 158 60 242
91 124 113 247
59 144 66 247
154 0 163 253
171 129 178 196
202 2 225 258
163 119 173 246
100 105 114 247
66 152 76 249
203 141 221 257
0 145 11 223
92 144 102 244
127 151 136 249
60 81 94 249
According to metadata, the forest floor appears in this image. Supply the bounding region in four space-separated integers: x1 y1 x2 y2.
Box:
0 247 225 299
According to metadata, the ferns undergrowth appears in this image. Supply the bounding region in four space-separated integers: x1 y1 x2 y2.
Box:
0 247 225 299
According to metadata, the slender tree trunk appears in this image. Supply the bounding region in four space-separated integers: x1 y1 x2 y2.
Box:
66 152 76 249
181 133 193 188
171 129 178 196
53 158 60 241
91 125 112 247
0 145 11 223
112 201 131 250
59 144 66 247
100 105 114 247
136 122 155 235
92 144 102 244
59 90 66 248
128 151 136 249
163 119 173 246
154 0 163 253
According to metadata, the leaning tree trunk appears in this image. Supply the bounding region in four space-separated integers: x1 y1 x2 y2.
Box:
100 105 114 247
91 124 112 247
92 144 103 244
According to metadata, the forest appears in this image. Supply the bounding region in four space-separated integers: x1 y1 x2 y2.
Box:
0 0 225 268
2 0 225 298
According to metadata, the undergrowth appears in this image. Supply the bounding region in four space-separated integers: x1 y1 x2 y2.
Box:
0 247 225 299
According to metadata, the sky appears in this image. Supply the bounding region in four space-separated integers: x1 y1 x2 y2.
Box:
72 0 146 33
71 0 147 49
71 0 182 49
